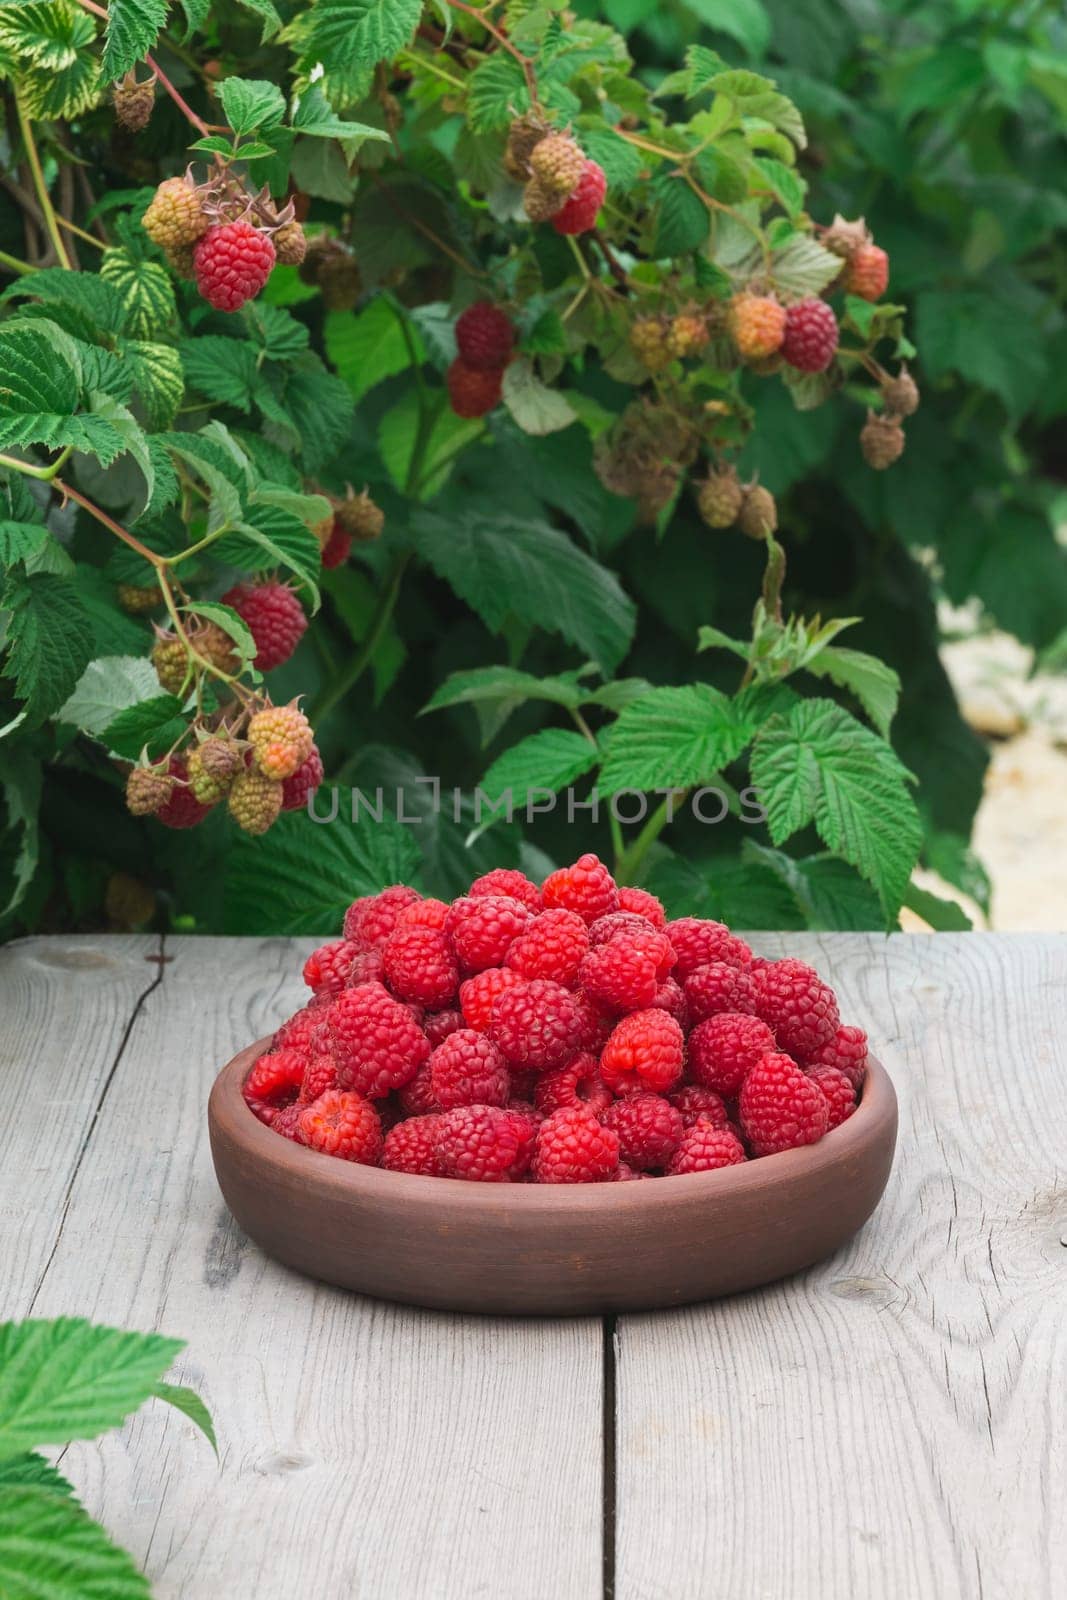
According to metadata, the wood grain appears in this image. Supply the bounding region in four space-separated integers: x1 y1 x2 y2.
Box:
613 932 1067 1600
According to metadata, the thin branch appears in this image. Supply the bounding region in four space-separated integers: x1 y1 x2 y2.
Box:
15 99 72 269
444 0 540 106
0 247 34 278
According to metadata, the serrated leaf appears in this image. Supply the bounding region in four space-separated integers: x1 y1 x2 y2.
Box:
651 170 709 256
411 509 635 674
752 155 806 217
273 362 353 473
100 249 176 339
0 571 94 725
697 623 749 662
124 340 184 430
0 1452 75 1499
770 232 843 297
214 500 320 607
579 123 643 191
291 83 390 143
1 269 125 338
325 297 421 402
805 645 900 737
234 0 282 40
708 70 806 149
103 694 187 760
283 0 423 108
100 0 167 81
0 745 40 914
423 665 584 718
2 3 102 119
180 336 260 411
151 1382 217 1455
0 520 51 569
218 76 285 136
378 391 482 498
680 0 769 56
57 655 160 736
466 53 529 131
479 727 597 816
902 881 972 932
183 601 256 670
742 841 883 931
85 391 153 496
0 1486 151 1600
598 683 756 795
501 358 577 436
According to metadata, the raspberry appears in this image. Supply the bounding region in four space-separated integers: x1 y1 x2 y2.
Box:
649 977 688 1027
614 1164 652 1181
435 1105 535 1182
821 213 869 260
550 159 607 235
572 988 612 1052
459 966 522 1032
382 1115 443 1176
303 939 359 996
846 243 889 301
296 1047 338 1104
125 763 174 818
227 766 283 835
697 469 743 530
667 1119 747 1176
281 746 324 812
197 736 242 787
383 926 460 1008
151 635 190 696
601 1093 683 1171
243 1049 306 1125
221 581 307 671
729 293 786 359
469 868 542 913
321 521 351 569
739 1051 829 1156
684 961 757 1022
423 1007 465 1046
504 111 551 180
155 756 213 830
274 1000 331 1056
344 948 386 988
600 1009 684 1096
737 485 778 539
533 1052 612 1117
299 1089 382 1164
781 298 839 373
809 1024 868 1088
533 1105 619 1184
329 982 430 1098
429 1029 510 1109
529 133 585 199
273 220 307 266
751 957 840 1060
447 895 530 972
271 1103 304 1142
616 886 665 926
580 936 659 1013
194 220 276 312
667 312 709 359
687 1012 776 1097
142 177 207 251
808 1064 857 1130
629 316 672 374
247 703 314 781
342 885 421 947
397 897 450 931
447 359 503 418
860 411 905 469
455 302 515 370
542 852 618 924
589 912 648 946
666 918 751 980
397 1059 440 1117
524 176 568 223
667 1084 729 1128
506 908 589 985
117 582 161 614
335 487 385 543
489 978 583 1071
881 367 919 417
113 72 155 132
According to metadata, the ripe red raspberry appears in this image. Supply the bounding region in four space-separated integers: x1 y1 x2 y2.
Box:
382 926 459 1008
155 756 214 830
221 580 307 672
729 293 787 359
808 1064 857 1130
447 358 503 418
589 917 673 977
455 301 515 370
572 987 613 1051
343 884 421 947
808 1024 868 1088
688 1011 776 1097
429 1028 510 1109
601 1093 683 1171
298 1089 382 1164
271 1102 304 1142
649 977 688 1027
580 936 659 1013
298 1052 338 1106
616 886 666 927
846 243 889 301
489 978 583 1071
534 1052 612 1117
667 1084 729 1128
447 895 531 972
321 519 352 569
459 966 522 1032
469 868 542 913
751 957 840 1060
382 1115 443 1176
667 1118 747 1176
397 897 449 931
739 1051 829 1156
542 852 619 924
666 918 751 979
507 908 589 985
435 1105 535 1182
533 1105 619 1183
243 1049 306 1124
600 1009 684 1096
281 746 323 812
329 982 430 1098
613 1163 652 1181
589 911 647 946
550 159 607 235
194 220 275 311
684 961 757 1022
397 1059 440 1117
273 999 331 1056
343 948 386 988
303 939 359 996
781 298 839 372
423 1007 465 1047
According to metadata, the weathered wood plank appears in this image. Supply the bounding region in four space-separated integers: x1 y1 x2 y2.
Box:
23 937 605 1600
614 932 1067 1600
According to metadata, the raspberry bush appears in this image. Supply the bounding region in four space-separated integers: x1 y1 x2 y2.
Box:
0 2 1061 940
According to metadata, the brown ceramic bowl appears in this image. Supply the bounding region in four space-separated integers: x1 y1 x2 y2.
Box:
208 1040 897 1315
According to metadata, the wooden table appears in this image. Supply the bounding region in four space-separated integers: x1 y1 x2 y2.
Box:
2 933 1065 1599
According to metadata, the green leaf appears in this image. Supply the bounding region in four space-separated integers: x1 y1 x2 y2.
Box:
325 298 421 402
0 571 94 726
750 698 921 920
742 842 883 931
902 881 972 932
680 0 769 57
180 336 260 411
467 53 529 132
218 76 285 136
0 1318 183 1458
100 0 167 81
273 362 353 473
378 391 482 499
103 695 187 761
651 170 709 256
184 601 256 671
1 269 125 338
916 287 1047 418
2 3 102 120
0 745 41 915
770 232 842 297
124 340 184 430
0 521 51 569
57 655 160 736
284 0 424 108
100 249 176 339
707 69 806 149
923 829 991 918
753 155 806 217
224 808 421 934
423 665 584 718
411 509 636 674
697 623 749 662
151 1382 217 1456
291 83 390 143
479 728 598 815
805 645 900 736
599 684 756 795
234 0 282 40
0 1453 75 1499
501 359 577 436
0 1486 151 1600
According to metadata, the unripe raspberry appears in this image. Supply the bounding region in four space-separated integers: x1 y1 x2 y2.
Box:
729 293 786 360
142 177 208 250
117 582 160 614
186 745 226 805
455 302 515 371
125 764 174 818
697 469 743 529
737 484 778 540
504 112 551 181
629 316 672 373
221 580 307 671
529 133 585 200
318 248 362 311
248 703 314 780
273 220 307 266
198 621 240 675
860 411 905 470
228 765 283 835
523 177 565 223
666 313 709 359
821 213 869 261
447 359 502 418
335 487 385 542
194 221 276 312
550 160 607 236
781 298 839 373
164 242 196 280
882 367 919 417
151 636 190 695
846 243 889 301
198 736 243 787
113 72 155 132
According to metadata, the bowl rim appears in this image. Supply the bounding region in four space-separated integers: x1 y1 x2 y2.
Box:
209 1039 896 1212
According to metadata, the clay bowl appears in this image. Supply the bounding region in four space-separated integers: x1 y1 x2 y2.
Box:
209 1040 897 1316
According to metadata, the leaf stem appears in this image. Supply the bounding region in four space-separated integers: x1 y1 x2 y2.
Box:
309 552 411 725
15 100 72 269
0 246 34 277
444 0 540 106
74 0 215 137
0 445 72 482
55 215 106 252
615 790 688 885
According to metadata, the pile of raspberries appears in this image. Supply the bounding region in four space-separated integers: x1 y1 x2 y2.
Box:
243 854 869 1183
